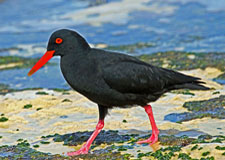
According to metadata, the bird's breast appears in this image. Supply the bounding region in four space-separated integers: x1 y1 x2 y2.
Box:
60 56 104 95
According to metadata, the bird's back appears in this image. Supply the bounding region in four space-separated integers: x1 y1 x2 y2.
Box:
62 48 209 107
88 48 209 106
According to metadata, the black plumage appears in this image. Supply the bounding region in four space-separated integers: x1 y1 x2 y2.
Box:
56 29 208 112
28 29 209 155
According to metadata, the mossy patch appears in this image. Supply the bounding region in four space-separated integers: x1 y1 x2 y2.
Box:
62 99 72 102
0 117 8 122
171 89 195 96
138 52 225 72
0 141 125 160
0 56 55 71
191 144 198 151
51 130 223 149
53 88 70 92
105 42 155 53
191 135 225 144
165 95 225 122
159 135 195 146
135 147 182 159
1 131 224 159
40 141 50 144
183 95 225 112
35 91 49 95
33 144 39 148
139 51 225 85
133 134 223 159
0 86 42 95
53 88 70 95
215 146 225 150
23 104 32 109
122 119 127 123
202 151 210 156
70 151 127 160
212 91 220 95
17 140 30 147
0 144 65 159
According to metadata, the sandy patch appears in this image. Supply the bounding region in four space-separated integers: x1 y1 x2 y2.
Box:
0 62 23 70
0 68 224 156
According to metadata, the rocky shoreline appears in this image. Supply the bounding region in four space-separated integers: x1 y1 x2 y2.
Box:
0 51 225 159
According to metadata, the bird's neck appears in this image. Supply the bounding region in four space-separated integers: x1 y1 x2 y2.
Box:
60 52 91 92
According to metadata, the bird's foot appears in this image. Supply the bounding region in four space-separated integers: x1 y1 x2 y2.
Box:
137 130 159 145
67 146 89 156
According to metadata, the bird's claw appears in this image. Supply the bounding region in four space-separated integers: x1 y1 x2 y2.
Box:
137 132 158 145
67 146 89 156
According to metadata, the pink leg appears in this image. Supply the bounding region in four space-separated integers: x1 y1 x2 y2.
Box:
67 120 104 156
137 105 159 145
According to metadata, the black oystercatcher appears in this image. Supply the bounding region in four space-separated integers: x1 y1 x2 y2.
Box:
28 29 209 156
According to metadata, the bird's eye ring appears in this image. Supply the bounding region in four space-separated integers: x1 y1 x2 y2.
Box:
55 38 63 44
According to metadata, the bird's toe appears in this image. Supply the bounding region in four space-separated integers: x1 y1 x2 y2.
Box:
137 133 158 144
67 147 89 156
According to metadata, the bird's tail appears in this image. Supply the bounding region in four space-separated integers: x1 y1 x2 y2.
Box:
159 68 211 91
170 81 210 90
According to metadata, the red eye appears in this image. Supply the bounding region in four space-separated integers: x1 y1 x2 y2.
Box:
55 38 63 44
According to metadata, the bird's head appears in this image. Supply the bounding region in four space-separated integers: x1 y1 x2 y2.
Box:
28 29 90 76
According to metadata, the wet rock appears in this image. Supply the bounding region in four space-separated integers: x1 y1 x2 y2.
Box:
213 72 225 85
70 151 126 160
0 142 127 160
184 95 225 112
165 95 225 122
1 131 224 159
53 130 132 146
159 135 195 146
137 134 195 147
0 145 65 160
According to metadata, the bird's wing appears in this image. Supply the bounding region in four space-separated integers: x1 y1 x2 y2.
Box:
102 59 167 94
102 58 202 95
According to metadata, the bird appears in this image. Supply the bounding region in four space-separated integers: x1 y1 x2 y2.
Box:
28 29 209 156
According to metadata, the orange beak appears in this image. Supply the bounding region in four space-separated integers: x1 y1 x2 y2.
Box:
28 50 55 76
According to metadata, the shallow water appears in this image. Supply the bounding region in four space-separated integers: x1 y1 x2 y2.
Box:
0 64 70 89
0 0 225 89
1 0 225 53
